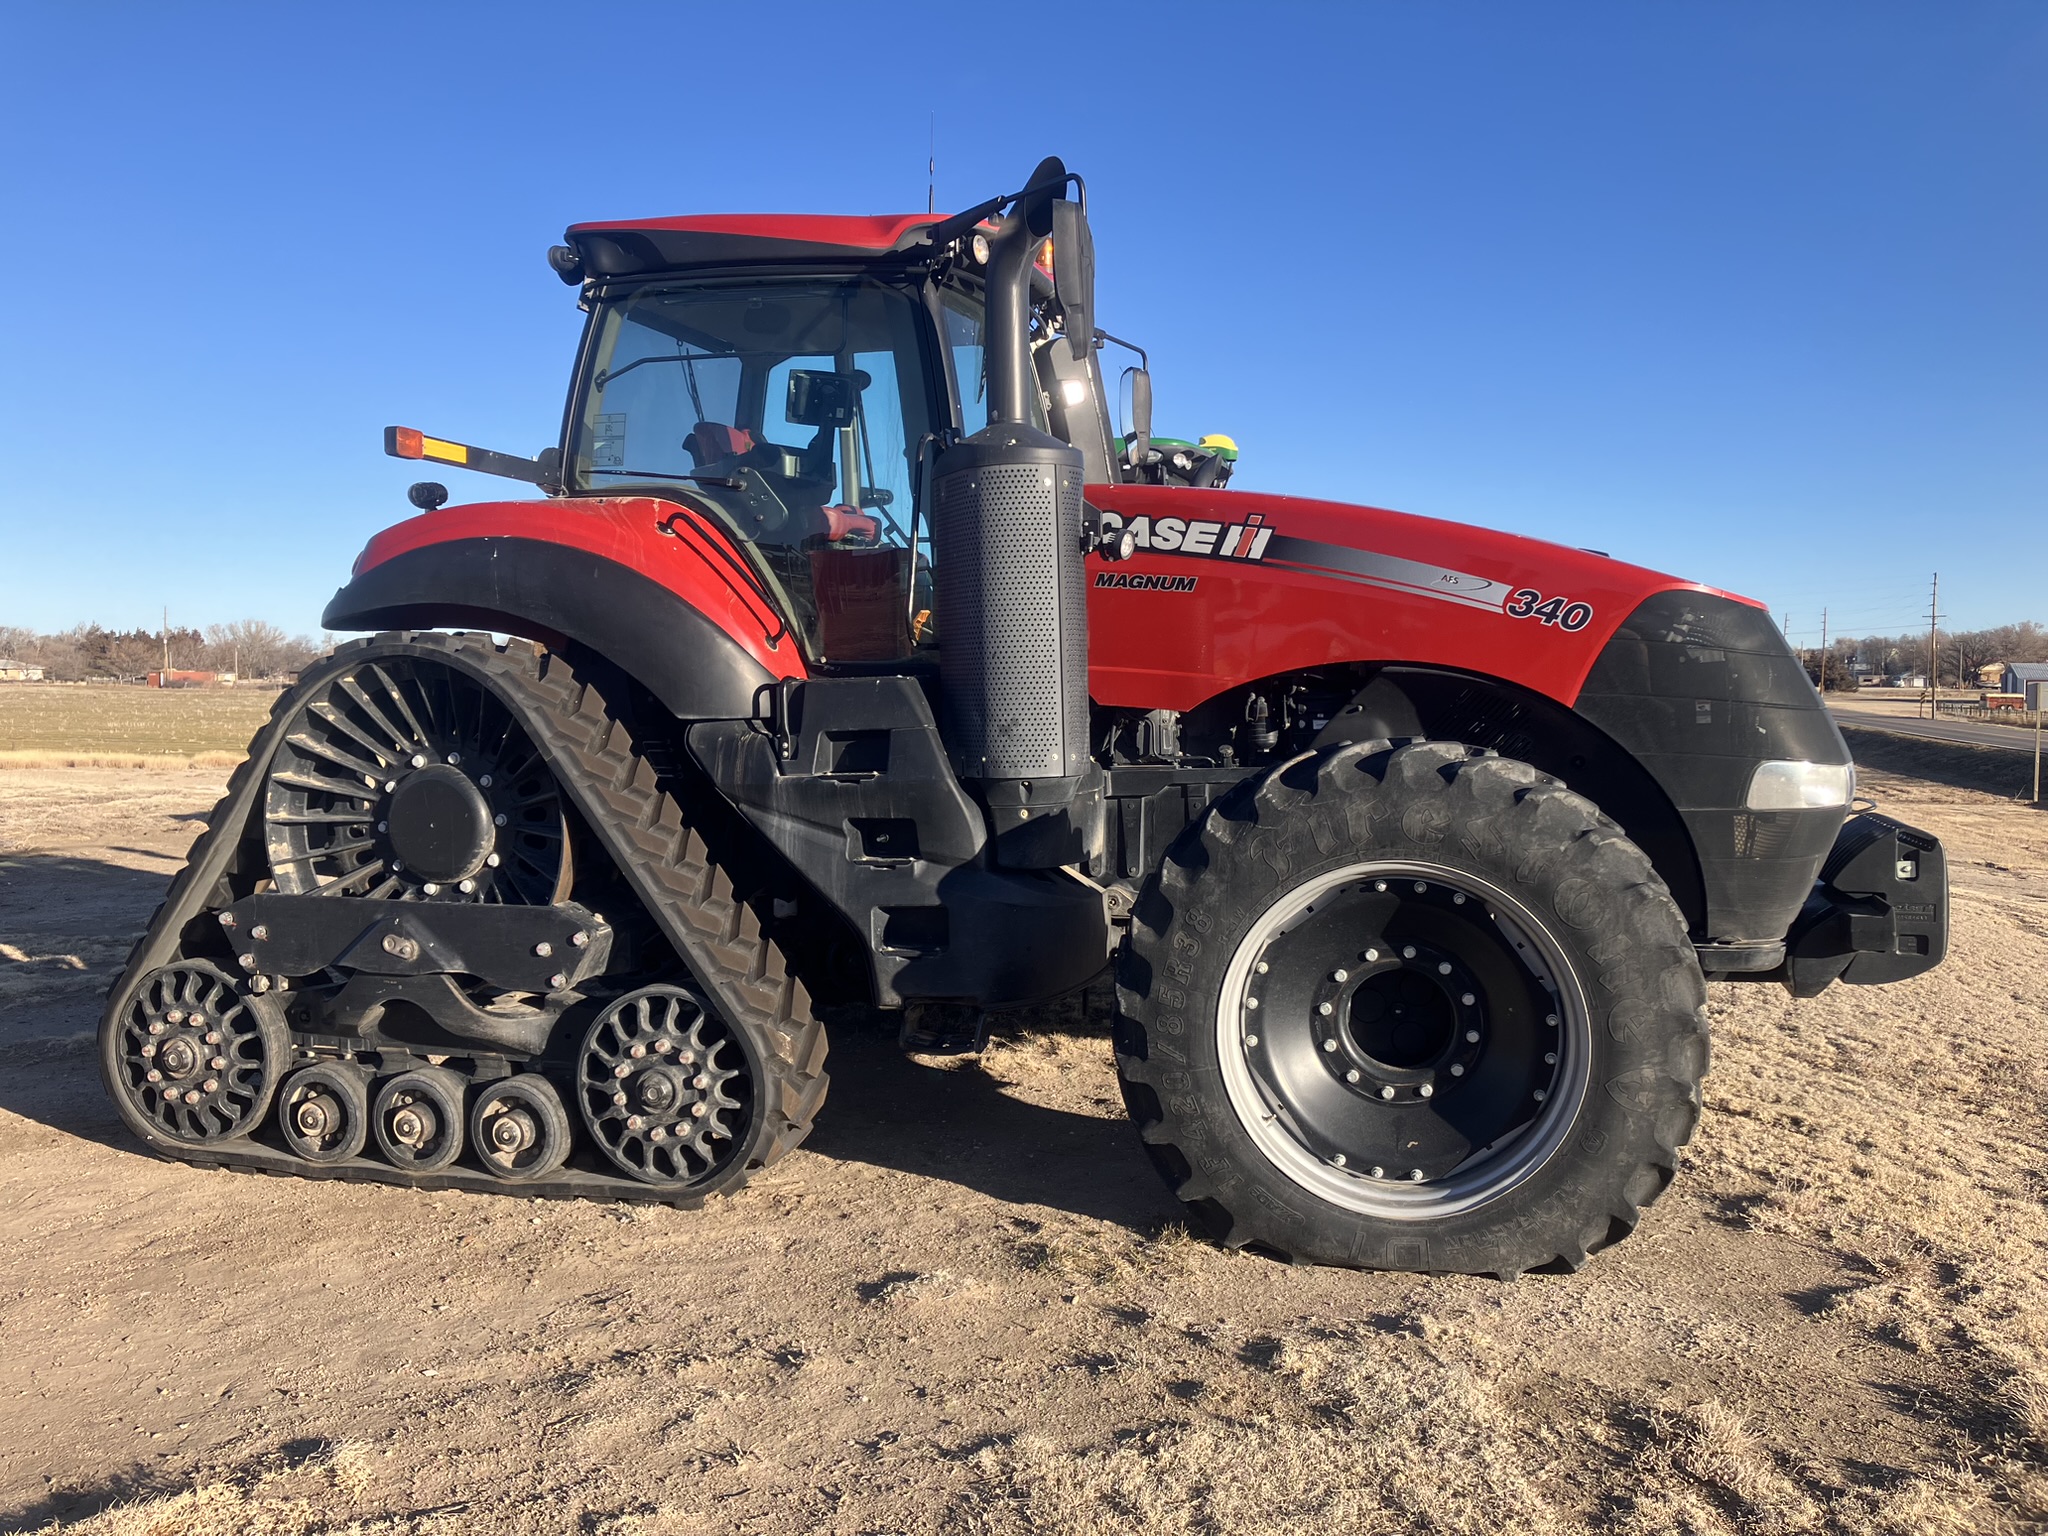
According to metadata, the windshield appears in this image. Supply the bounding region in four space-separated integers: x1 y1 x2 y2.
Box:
569 278 938 663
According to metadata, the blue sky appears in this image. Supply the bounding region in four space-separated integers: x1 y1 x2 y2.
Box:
1 3 2040 646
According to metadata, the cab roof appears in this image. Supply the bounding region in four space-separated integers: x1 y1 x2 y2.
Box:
564 213 941 280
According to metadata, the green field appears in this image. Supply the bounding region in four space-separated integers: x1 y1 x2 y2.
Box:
0 682 283 755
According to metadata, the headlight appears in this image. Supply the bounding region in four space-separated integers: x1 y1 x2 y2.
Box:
1059 378 1089 407
1745 760 1854 810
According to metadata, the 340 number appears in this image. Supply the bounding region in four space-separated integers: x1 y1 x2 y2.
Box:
1505 588 1594 631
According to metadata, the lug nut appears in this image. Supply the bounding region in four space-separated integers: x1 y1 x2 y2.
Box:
690 1103 708 1118
649 1127 668 1142
1437 962 1452 975
140 1042 155 1057
216 913 235 929
534 942 552 958
166 1009 186 1024
478 774 493 788
654 1038 672 1053
202 1078 219 1093
1318 1002 1333 1016
570 931 588 948
494 814 508 827
1401 946 1416 959
628 1043 646 1059
210 1056 226 1071
692 1074 709 1090
613 1064 631 1079
1418 1083 1434 1098
485 853 501 868
1379 1086 1396 1101
410 754 427 768
1465 1029 1480 1043
189 1013 204 1027
548 973 566 989
1450 1064 1465 1077
627 1115 645 1131
1364 948 1379 962
204 1031 220 1044
384 780 397 793
459 879 476 894
238 954 259 971
1332 968 1348 983
184 1089 202 1104
1461 992 1475 1006
146 1069 162 1083
612 1092 627 1107
147 1021 165 1036
250 925 269 941
1321 1039 1337 1053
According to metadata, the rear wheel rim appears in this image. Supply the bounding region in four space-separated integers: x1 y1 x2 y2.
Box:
263 654 568 903
1217 860 1592 1220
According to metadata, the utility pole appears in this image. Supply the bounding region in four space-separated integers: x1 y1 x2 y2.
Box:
1818 607 1828 695
161 605 170 677
1922 574 1940 720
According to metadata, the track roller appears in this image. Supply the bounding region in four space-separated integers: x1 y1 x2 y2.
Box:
469 1074 572 1181
106 961 286 1144
371 1067 467 1172
277 1062 371 1163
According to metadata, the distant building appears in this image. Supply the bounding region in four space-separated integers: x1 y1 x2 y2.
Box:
0 658 45 682
146 669 223 688
1977 662 2007 688
1997 662 2048 696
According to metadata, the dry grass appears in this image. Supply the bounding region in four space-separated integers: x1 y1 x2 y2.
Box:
0 683 279 757
0 749 245 771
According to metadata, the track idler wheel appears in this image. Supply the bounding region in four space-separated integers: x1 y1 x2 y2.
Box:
371 1067 467 1172
107 961 286 1144
277 1062 370 1163
469 1074 572 1182
577 985 750 1188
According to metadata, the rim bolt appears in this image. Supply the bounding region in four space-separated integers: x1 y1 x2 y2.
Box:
1533 1089 1548 1102
479 774 493 788
1318 1002 1333 1016
1332 1153 1348 1167
1544 1052 1557 1065
1450 1064 1465 1077
446 752 461 765
1255 960 1269 975
1345 1068 1360 1083
1379 1086 1396 1101
422 883 440 896
1466 1029 1480 1043
571 931 589 948
1409 1168 1425 1182
410 754 427 768
1332 968 1348 983
1245 1033 1260 1047
1401 946 1417 959
1437 962 1452 975
628 1044 646 1059
1413 881 1426 893
1418 1083 1434 1098
1245 997 1260 1010
378 821 389 833
485 853 501 867
1321 1039 1337 1053
1374 881 1387 892
1461 993 1476 1006
1370 1165 1385 1179
1545 1014 1559 1027
534 942 552 958
494 814 509 827
249 925 268 942
613 1064 631 1079
690 1103 708 1118
1452 893 1467 905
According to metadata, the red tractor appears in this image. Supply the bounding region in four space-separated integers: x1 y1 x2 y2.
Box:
102 158 1947 1275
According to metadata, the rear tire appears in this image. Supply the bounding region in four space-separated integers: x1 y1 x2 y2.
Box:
1115 740 1708 1276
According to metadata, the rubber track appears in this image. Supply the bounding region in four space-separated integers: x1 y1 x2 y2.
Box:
99 632 827 1207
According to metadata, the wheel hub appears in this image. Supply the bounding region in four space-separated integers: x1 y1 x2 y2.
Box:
487 1107 536 1153
388 1099 439 1149
384 764 495 884
294 1093 339 1137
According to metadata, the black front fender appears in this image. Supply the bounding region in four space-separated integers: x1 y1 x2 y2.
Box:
323 536 778 722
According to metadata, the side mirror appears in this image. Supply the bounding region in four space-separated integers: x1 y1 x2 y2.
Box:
785 369 859 428
1050 200 1095 363
1126 366 1153 471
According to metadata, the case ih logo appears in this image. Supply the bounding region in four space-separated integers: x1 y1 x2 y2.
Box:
1096 571 1199 592
1096 511 1273 561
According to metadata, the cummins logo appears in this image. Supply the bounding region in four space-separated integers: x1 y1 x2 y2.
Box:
1095 572 1198 592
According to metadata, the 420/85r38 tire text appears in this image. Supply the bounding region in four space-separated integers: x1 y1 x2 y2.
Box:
1114 740 1710 1277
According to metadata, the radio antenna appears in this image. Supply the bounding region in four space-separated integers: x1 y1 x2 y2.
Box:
927 114 935 215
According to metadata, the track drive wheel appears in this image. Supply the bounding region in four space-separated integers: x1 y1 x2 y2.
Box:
278 1062 371 1163
577 985 752 1191
104 961 286 1145
372 1067 467 1173
1115 740 1710 1277
470 1074 573 1181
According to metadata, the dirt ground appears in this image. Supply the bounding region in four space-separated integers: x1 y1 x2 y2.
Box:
2 766 2046 1535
